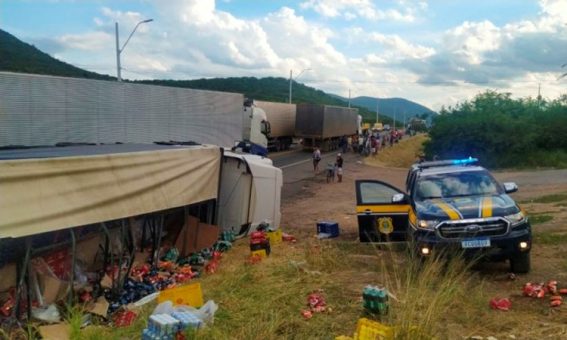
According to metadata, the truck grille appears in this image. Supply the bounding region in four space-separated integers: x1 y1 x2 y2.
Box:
436 218 509 239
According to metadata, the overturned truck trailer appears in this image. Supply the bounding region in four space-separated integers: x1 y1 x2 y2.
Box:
0 144 281 312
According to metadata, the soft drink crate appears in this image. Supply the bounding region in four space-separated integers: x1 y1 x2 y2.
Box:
317 221 340 238
266 229 283 245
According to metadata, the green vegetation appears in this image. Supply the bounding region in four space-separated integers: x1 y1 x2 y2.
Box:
346 95 436 125
525 193 567 204
0 29 114 80
424 91 567 168
73 241 488 339
534 231 567 245
529 213 554 225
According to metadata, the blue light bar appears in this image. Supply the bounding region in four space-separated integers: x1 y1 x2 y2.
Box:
452 157 478 165
417 157 479 169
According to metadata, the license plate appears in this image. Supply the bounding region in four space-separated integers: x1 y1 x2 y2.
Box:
461 238 491 249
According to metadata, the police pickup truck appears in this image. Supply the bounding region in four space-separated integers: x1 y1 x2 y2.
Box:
355 158 532 273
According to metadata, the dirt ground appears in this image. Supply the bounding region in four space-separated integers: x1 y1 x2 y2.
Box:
280 153 567 339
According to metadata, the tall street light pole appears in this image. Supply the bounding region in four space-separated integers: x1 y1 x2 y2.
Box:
289 68 311 103
115 19 153 82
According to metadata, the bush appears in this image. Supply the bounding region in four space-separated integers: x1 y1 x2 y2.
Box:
424 91 567 168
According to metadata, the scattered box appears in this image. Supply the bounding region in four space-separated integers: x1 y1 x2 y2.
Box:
317 221 340 238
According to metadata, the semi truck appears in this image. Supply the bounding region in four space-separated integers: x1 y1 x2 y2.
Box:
295 104 359 151
253 100 296 152
0 72 269 156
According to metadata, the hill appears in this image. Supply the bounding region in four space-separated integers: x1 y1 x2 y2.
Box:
334 95 437 122
0 29 114 80
0 28 432 125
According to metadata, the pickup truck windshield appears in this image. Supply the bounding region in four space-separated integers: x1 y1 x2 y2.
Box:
415 170 501 200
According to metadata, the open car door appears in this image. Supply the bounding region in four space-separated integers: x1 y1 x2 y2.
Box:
355 180 410 242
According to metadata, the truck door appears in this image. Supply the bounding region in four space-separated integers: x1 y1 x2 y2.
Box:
355 180 410 242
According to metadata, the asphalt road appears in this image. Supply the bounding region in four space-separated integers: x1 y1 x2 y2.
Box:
270 148 360 199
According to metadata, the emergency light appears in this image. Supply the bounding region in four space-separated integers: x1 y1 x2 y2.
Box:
417 157 479 169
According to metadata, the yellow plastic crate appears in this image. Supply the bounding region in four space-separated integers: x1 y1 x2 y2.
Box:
251 249 267 258
354 318 394 340
266 229 283 245
157 282 204 307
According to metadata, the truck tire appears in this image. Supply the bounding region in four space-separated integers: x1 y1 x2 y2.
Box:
510 252 530 273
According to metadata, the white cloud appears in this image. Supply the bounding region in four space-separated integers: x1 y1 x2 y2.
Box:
39 0 567 111
370 33 435 59
300 0 423 22
57 31 113 51
443 21 501 65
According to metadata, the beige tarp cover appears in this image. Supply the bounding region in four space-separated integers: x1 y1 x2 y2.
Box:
0 146 221 238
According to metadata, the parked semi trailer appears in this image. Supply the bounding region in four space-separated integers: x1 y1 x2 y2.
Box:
295 104 359 151
253 100 296 152
0 72 270 156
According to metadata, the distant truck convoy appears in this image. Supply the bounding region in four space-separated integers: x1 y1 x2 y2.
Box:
0 72 269 156
295 104 359 151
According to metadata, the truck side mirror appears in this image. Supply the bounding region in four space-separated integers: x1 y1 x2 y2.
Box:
503 182 518 194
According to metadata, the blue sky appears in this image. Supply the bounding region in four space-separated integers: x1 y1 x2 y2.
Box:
1 0 566 109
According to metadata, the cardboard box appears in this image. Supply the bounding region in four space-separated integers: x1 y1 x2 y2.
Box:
175 216 220 256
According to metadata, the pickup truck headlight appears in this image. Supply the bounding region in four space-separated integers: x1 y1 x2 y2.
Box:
505 211 526 227
417 219 438 230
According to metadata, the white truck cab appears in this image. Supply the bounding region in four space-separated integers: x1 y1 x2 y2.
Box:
236 100 270 156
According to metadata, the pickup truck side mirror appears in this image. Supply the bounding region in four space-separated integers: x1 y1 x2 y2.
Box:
503 182 518 194
392 193 408 203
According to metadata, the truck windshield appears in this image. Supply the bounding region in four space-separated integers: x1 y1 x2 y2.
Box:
415 170 501 200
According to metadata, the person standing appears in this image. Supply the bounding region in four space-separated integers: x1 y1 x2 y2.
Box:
335 153 344 182
312 147 322 173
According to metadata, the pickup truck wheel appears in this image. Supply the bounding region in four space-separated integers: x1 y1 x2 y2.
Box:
510 252 530 273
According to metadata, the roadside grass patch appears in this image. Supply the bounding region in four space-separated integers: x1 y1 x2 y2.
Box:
529 213 554 225
365 134 429 169
521 193 567 204
49 239 513 339
534 231 567 245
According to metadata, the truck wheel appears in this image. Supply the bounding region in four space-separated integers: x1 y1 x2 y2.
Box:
510 252 530 273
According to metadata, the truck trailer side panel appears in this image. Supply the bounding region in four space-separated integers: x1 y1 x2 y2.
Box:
0 72 244 148
254 101 296 137
295 104 358 150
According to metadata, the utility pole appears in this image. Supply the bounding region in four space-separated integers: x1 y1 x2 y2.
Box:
393 108 396 131
376 97 379 124
288 70 293 103
115 19 153 82
537 83 542 109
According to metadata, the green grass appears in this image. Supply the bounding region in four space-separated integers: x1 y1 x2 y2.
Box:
23 237 566 339
530 214 554 225
521 193 567 204
534 231 567 245
73 240 489 339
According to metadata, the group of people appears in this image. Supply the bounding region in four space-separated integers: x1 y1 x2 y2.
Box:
312 147 344 183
